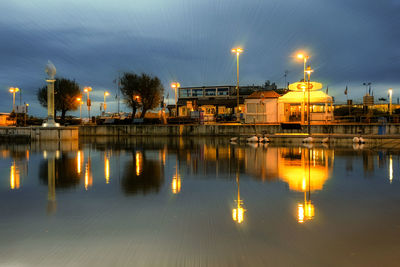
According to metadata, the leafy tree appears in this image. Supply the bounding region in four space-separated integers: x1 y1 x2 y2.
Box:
37 78 81 122
120 72 164 119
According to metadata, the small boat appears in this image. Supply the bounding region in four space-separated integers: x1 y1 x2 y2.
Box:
247 136 259 142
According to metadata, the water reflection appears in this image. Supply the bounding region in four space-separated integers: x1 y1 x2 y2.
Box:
104 152 110 184
171 161 181 194
39 152 81 189
121 151 164 195
10 161 20 190
232 172 245 224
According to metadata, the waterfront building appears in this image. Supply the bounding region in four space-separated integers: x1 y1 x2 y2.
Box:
169 85 264 121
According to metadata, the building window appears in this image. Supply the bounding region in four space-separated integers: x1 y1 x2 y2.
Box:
179 89 190 97
192 89 203 97
205 88 216 96
217 88 229 96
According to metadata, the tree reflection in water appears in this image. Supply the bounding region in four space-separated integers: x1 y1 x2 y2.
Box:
38 152 81 189
121 150 164 195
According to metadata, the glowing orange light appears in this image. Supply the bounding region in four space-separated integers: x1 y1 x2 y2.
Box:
105 155 110 184
135 152 142 176
231 47 243 54
10 162 20 190
171 82 181 89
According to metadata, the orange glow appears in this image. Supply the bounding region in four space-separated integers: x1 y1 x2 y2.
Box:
297 53 305 59
76 97 81 101
232 206 244 223
84 161 92 190
297 204 305 223
9 87 19 93
10 162 20 190
171 174 181 194
135 151 142 176
231 47 243 54
104 91 110 96
305 66 314 75
171 82 181 88
77 150 82 174
105 155 110 184
278 148 332 192
83 86 92 93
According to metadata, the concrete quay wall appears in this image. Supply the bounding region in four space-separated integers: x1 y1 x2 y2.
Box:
0 126 78 141
79 124 400 136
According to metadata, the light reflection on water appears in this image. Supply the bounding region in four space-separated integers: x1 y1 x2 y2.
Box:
0 137 400 266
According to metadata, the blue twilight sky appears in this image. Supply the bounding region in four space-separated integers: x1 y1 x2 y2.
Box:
0 0 399 117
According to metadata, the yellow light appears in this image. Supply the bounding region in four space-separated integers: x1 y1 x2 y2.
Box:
135 152 142 176
9 87 14 93
171 175 181 194
84 87 92 93
171 82 180 88
297 204 304 223
297 53 304 59
104 91 110 96
305 66 314 75
232 207 244 223
15 88 19 92
232 47 243 54
77 150 82 174
389 155 393 184
304 201 315 220
76 97 81 101
105 156 110 184
389 88 393 97
84 161 92 190
10 163 20 190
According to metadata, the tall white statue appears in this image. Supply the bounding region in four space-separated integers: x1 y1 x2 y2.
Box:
42 60 59 127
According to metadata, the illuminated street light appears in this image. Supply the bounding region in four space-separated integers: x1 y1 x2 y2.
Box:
296 53 309 123
76 97 83 121
83 87 92 120
9 87 19 112
389 88 393 116
103 91 110 114
171 82 180 117
232 47 243 116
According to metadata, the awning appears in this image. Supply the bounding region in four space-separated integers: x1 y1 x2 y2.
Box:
278 90 332 103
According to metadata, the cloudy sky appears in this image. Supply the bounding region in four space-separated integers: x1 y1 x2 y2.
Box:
0 0 399 116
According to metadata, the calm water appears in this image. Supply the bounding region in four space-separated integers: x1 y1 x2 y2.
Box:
1 137 400 267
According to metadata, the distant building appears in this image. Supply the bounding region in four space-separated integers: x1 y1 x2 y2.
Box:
169 85 265 121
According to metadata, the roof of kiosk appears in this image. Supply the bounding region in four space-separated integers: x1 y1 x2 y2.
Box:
279 81 332 103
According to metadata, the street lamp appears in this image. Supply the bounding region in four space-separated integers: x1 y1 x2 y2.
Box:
305 66 314 135
297 53 309 123
83 87 92 120
76 97 83 121
232 48 243 116
389 88 393 116
9 87 19 112
103 91 110 114
296 53 309 82
171 82 180 117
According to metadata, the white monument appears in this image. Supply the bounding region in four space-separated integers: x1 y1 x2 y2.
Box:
42 61 60 127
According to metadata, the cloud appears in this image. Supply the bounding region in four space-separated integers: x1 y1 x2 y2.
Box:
0 0 399 116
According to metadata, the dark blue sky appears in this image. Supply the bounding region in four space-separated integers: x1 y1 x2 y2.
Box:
0 0 399 116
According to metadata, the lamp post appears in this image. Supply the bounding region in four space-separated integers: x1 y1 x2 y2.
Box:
297 53 309 124
84 87 92 120
9 87 19 112
171 82 180 117
103 91 109 114
232 48 243 117
389 88 393 116
76 97 83 121
305 66 314 135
